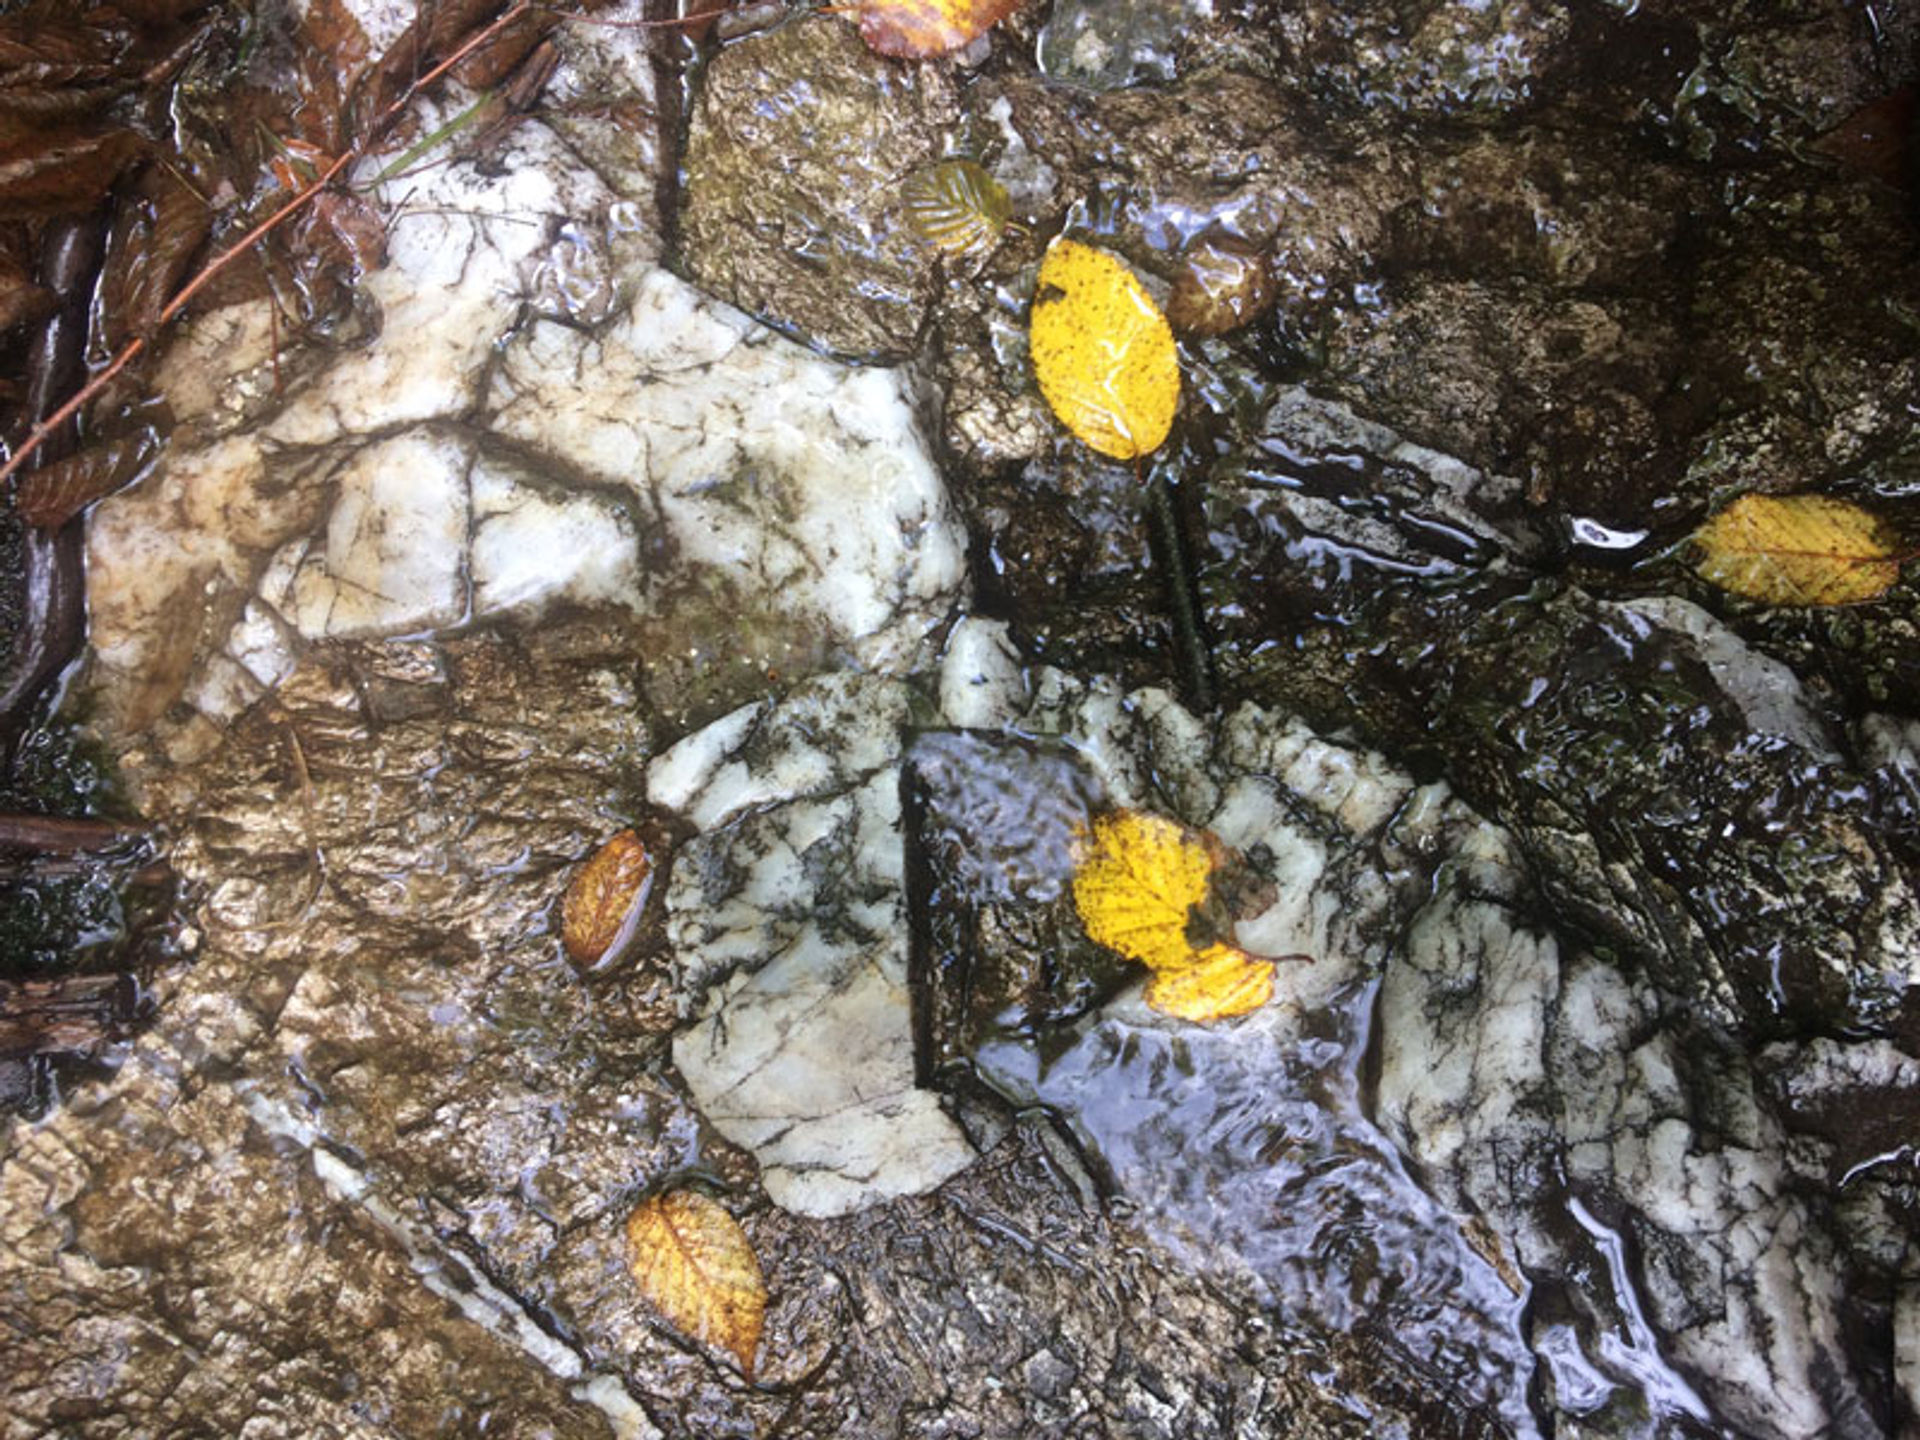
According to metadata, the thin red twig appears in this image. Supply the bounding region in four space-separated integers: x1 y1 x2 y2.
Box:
0 0 539 492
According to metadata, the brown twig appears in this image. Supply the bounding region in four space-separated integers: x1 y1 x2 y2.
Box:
0 0 540 492
0 812 149 852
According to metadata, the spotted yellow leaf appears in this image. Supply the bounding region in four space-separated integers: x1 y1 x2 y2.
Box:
1072 810 1280 1023
1029 238 1179 461
625 1189 765 1380
1144 942 1275 1022
1693 492 1906 606
856 0 1025 57
1071 811 1216 974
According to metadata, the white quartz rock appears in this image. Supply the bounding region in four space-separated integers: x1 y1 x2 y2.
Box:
262 431 473 640
469 455 639 620
490 269 967 674
659 676 975 1217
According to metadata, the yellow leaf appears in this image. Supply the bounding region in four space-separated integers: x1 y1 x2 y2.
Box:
856 0 1025 57
1071 810 1217 974
1071 810 1278 1024
625 1189 766 1380
1029 238 1179 461
1692 492 1906 606
1144 943 1276 1022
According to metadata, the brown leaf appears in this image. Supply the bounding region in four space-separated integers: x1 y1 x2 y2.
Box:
0 253 53 336
856 0 1025 58
0 5 130 116
349 0 513 145
16 432 159 528
625 1189 765 1380
104 164 213 345
561 829 654 969
1692 492 1907 606
288 0 372 157
0 125 145 216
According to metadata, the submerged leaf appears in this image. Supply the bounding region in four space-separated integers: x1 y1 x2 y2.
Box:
856 0 1025 57
902 159 1010 260
1692 492 1905 606
1072 810 1216 974
1144 943 1275 1022
1029 237 1179 461
1071 809 1282 1023
625 1189 765 1380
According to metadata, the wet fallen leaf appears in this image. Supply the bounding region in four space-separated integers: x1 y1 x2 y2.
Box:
100 163 214 349
1029 237 1179 461
1072 810 1218 974
16 432 159 528
1692 492 1906 606
1143 942 1275 1022
0 124 145 216
625 1188 765 1380
1072 810 1278 1023
855 0 1025 57
561 828 653 969
902 158 1011 260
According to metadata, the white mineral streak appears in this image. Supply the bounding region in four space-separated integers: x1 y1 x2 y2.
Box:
240 1084 664 1440
657 676 976 1217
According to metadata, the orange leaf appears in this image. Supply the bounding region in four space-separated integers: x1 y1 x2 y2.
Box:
625 1189 766 1380
1692 492 1905 606
855 0 1025 57
561 829 654 969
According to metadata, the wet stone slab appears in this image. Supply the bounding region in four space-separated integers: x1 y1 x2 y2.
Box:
10 1 1920 1436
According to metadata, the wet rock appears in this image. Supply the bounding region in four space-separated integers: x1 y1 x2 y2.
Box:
1199 388 1920 1041
1037 0 1185 91
87 262 966 748
678 16 963 361
1376 860 1886 1439
653 674 978 1217
907 656 1913 1438
1273 0 1575 121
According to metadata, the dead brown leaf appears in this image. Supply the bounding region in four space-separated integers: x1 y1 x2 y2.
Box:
16 431 159 528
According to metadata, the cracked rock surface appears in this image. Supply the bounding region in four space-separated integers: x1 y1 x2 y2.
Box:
8 1 1920 1438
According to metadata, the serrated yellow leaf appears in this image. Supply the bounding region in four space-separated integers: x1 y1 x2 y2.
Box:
625 1189 765 1380
1144 942 1276 1022
1071 810 1276 1024
1071 811 1216 974
1029 238 1179 461
1692 492 1905 606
